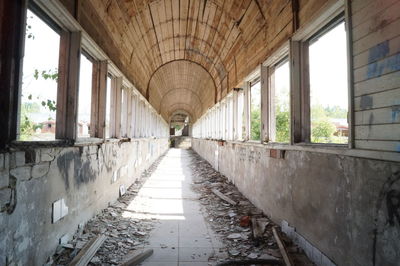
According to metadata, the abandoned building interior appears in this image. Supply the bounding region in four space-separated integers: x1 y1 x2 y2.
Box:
1 0 400 265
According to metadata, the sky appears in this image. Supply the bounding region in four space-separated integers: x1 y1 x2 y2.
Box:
309 21 348 109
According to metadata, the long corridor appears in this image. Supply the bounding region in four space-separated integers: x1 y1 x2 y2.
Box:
128 148 224 265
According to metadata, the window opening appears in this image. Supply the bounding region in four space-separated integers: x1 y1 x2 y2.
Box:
309 19 348 144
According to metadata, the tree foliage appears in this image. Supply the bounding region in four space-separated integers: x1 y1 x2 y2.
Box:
275 108 290 143
250 108 261 140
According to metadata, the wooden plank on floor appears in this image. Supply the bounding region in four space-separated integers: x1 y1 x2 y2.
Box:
272 227 293 266
211 188 237 205
69 234 106 266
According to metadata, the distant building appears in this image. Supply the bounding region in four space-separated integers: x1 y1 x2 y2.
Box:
331 118 348 137
39 119 56 134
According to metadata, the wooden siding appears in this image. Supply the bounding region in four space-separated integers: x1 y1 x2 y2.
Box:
352 0 400 152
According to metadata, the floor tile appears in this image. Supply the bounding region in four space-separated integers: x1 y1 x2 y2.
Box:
178 247 215 262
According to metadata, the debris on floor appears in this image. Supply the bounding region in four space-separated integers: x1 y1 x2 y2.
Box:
48 149 313 265
189 150 314 265
48 156 165 265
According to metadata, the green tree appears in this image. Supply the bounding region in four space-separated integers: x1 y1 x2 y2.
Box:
275 108 290 142
311 119 336 143
250 108 261 140
19 102 43 140
324 105 347 119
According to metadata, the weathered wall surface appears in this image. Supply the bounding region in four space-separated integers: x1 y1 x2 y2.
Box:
352 0 400 152
192 138 400 266
0 138 168 265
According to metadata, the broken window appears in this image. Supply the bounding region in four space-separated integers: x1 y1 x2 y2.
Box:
105 75 112 138
271 59 290 143
309 19 348 144
77 53 94 138
250 80 261 141
19 9 60 141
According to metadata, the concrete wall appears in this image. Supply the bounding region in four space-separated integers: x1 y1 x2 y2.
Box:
192 138 400 266
0 138 169 265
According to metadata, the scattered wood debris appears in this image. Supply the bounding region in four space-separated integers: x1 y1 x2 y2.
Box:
212 188 238 205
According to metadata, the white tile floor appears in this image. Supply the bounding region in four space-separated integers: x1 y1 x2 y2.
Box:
123 149 224 266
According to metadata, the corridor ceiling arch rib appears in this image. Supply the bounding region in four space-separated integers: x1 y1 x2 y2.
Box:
165 102 199 122
148 60 216 122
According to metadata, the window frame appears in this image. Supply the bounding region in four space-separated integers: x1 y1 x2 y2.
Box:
248 77 262 142
262 43 291 144
77 50 95 139
17 4 62 142
290 6 351 147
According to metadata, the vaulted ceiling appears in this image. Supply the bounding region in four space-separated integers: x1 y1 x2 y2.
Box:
60 0 328 122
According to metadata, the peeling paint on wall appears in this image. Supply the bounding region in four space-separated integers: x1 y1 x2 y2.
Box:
392 106 400 122
367 53 400 79
368 40 389 63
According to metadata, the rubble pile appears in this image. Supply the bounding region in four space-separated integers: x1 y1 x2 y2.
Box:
189 150 313 265
49 155 165 265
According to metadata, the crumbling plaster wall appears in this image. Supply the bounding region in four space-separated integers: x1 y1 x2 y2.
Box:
0 138 168 265
192 138 400 266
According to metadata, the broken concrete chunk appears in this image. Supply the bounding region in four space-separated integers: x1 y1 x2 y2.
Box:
90 256 101 264
76 240 88 249
227 233 242 239
247 252 259 259
228 249 240 256
59 234 71 245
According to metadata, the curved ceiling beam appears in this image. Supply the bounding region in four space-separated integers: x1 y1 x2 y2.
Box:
164 103 197 122
146 59 218 103
169 110 193 123
164 102 197 119
147 35 228 75
161 93 203 116
158 88 204 114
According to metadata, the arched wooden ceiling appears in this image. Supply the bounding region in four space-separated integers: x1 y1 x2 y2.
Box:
69 0 326 122
148 60 215 121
